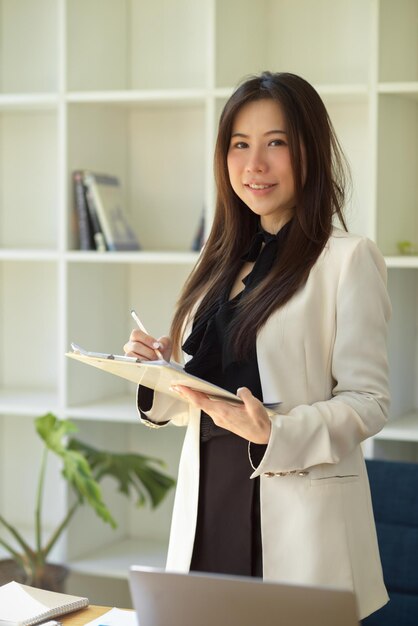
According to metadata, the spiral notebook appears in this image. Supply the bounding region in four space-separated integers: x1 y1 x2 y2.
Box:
0 581 89 626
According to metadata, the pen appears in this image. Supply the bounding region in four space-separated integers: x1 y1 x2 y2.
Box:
131 308 165 361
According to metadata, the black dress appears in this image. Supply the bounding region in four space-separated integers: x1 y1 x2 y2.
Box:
182 221 292 578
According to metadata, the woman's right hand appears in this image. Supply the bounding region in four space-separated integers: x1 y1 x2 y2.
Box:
123 330 173 362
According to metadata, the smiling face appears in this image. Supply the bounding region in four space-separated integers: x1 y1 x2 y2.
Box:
227 98 298 234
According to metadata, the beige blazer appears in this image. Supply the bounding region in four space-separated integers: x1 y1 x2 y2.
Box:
137 228 391 620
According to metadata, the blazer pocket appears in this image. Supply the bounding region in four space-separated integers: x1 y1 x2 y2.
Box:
310 474 359 486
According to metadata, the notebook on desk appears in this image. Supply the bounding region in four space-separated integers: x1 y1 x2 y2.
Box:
0 581 88 626
129 566 359 626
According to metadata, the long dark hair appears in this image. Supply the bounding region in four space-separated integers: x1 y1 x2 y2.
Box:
171 71 349 360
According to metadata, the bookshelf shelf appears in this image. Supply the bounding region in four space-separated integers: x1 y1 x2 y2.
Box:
0 250 59 261
378 82 418 97
0 389 60 417
66 90 208 106
385 256 418 269
68 538 167 580
0 94 59 110
65 251 199 265
1 0 418 607
67 394 139 424
374 411 418 442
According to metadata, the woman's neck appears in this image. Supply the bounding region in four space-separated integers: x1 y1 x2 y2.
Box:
260 211 294 235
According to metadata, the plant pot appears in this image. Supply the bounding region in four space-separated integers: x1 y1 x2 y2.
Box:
0 559 69 592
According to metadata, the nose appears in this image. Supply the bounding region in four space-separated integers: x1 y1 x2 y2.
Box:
245 147 267 173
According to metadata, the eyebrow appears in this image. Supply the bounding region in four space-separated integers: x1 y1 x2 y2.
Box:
230 129 287 138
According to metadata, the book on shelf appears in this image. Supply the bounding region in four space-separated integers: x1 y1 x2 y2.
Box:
66 343 281 416
191 209 205 251
0 581 89 626
83 172 107 251
72 170 96 250
83 171 140 252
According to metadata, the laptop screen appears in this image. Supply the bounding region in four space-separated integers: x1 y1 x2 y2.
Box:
129 566 359 626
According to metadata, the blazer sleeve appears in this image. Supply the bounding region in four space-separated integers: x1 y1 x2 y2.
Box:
251 237 391 477
136 385 191 428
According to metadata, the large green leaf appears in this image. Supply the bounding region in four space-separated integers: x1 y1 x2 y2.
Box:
68 439 176 509
36 413 77 454
35 413 116 528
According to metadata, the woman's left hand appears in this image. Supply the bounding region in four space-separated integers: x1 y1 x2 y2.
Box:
171 385 271 444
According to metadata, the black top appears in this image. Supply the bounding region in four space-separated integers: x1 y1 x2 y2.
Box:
182 220 292 577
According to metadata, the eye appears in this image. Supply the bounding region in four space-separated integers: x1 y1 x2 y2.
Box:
269 139 286 147
231 141 248 149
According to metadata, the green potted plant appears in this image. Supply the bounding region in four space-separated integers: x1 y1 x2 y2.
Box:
0 413 175 591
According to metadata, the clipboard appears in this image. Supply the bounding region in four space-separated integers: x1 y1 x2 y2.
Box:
66 344 281 416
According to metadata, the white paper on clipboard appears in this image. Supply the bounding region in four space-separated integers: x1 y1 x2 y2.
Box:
66 344 281 416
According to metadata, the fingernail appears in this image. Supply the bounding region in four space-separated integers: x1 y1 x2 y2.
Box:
153 341 161 349
170 385 181 393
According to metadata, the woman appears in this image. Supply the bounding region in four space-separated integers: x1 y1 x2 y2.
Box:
124 71 390 620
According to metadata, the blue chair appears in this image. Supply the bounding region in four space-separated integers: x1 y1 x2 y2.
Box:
362 458 418 625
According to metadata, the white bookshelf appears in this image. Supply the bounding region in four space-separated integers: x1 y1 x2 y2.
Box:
374 411 418 442
1 0 418 606
69 537 167 579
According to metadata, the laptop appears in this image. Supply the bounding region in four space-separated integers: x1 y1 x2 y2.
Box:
129 566 359 626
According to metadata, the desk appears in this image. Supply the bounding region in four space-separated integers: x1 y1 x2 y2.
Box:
61 605 133 625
